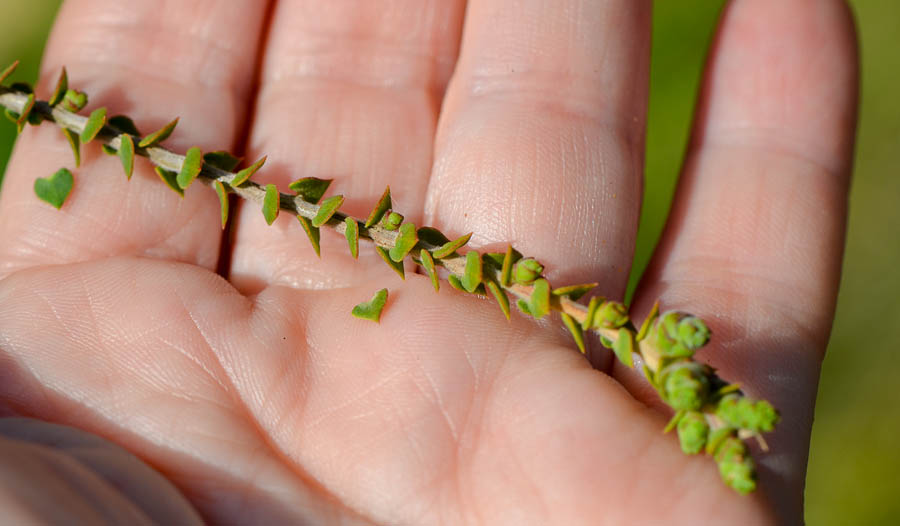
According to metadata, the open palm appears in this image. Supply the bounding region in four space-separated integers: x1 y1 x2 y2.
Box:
0 0 857 524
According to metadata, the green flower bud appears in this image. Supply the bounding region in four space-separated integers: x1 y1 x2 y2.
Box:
714 437 756 495
661 362 710 411
676 411 709 455
513 258 543 285
653 311 707 358
382 211 404 231
716 395 780 433
593 300 629 329
677 315 710 350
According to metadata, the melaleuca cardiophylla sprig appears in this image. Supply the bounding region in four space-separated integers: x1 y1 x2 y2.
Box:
0 63 779 495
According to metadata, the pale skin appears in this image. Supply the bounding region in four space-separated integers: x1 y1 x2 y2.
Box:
0 0 858 524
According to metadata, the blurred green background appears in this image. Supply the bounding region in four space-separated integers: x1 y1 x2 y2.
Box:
0 2 897 523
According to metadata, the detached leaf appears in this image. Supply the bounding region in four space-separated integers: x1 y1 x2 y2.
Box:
352 288 389 323
420 249 439 292
365 186 392 228
108 115 141 136
613 328 636 368
297 215 321 257
62 128 80 167
231 156 267 186
138 117 179 148
49 67 68 106
203 151 242 172
529 279 551 319
262 184 280 225
389 223 418 262
177 146 203 189
376 246 405 279
155 166 183 197
560 312 586 353
461 251 483 293
0 60 19 85
344 217 359 259
62 89 88 112
312 194 344 227
118 133 135 179
34 168 73 209
16 93 35 133
553 283 599 302
289 177 333 204
79 107 107 143
214 180 229 229
487 281 511 320
432 232 473 259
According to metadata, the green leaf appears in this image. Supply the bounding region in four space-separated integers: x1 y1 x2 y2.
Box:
416 227 449 247
297 215 321 257
432 232 473 259
214 180 229 229
612 328 635 368
34 168 74 209
62 89 88 112
312 195 344 227
461 251 483 293
664 409 685 434
231 155 267 186
581 296 601 330
560 312 585 353
262 184 280 225
48 67 68 107
420 249 439 292
79 107 107 143
138 117 179 148
636 301 660 341
289 177 333 204
381 211 403 231
375 246 405 279
500 245 520 287
448 274 466 292
177 146 203 189
553 283 599 301
344 217 359 259
487 281 511 320
16 93 35 133
365 186 392 228
118 133 135 179
529 279 551 319
203 151 242 172
155 166 183 197
101 144 117 156
108 115 141 136
389 223 418 262
0 60 19 85
513 258 543 285
516 298 532 316
62 128 80 167
352 288 389 323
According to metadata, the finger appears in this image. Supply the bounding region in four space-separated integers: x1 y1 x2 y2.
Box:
425 0 651 297
228 0 466 293
0 0 270 278
624 0 858 521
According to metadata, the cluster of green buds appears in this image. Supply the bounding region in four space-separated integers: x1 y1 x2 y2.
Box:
0 62 780 496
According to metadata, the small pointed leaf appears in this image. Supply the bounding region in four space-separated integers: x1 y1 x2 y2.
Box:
487 281 511 320
560 312 586 353
290 177 333 204
108 115 141 136
34 168 73 209
312 194 344 227
0 60 19 85
49 67 68 106
582 296 601 330
365 186 392 228
177 146 203 189
636 301 660 342
376 246 405 279
420 249 439 292
231 155 267 186
16 93 35 132
529 279 551 319
448 274 466 292
79 107 107 143
553 283 599 301
416 227 449 247
432 232 473 259
214 180 229 229
62 128 80 167
461 251 483 293
352 288 389 323
203 151 242 172
262 184 280 225
344 217 359 259
500 245 521 287
155 166 183 197
613 328 636 368
389 222 418 262
101 144 117 156
516 299 533 316
138 117 179 148
297 215 321 257
118 134 135 179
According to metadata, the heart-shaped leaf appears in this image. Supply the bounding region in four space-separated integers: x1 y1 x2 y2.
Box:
312 194 344 227
139 117 179 148
432 232 472 259
351 288 389 323
177 146 203 189
49 67 68 107
289 177 333 205
231 155 267 186
214 180 229 229
344 217 359 259
365 186 392 228
389 222 418 262
262 184 280 225
297 215 321 257
34 168 74 210
79 107 107 143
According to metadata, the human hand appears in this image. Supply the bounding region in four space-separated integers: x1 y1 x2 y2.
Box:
0 0 857 524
